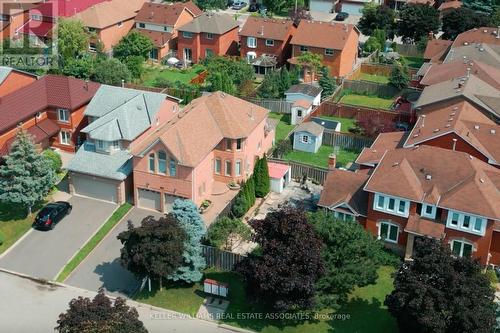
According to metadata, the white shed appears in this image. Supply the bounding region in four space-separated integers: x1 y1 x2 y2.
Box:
268 162 291 193
290 99 313 125
285 83 323 106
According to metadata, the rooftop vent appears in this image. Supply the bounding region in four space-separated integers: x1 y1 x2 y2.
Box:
480 178 485 183
474 125 480 130
433 128 440 133
491 129 496 134
469 155 473 160
393 162 399 167
445 124 451 128
137 105 143 110
426 174 432 180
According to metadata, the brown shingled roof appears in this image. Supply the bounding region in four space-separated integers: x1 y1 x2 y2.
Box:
290 20 359 50
136 29 172 47
73 0 145 29
423 39 452 62
135 1 201 26
452 27 500 49
239 16 294 41
356 131 407 167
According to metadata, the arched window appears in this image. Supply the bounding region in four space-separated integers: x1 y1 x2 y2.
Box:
158 151 167 174
148 153 155 173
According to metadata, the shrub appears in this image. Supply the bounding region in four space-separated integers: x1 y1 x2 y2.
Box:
43 149 63 174
231 195 248 218
485 267 498 287
205 216 251 251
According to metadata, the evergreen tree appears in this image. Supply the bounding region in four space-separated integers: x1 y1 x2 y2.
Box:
389 65 410 90
318 66 336 98
247 176 256 206
209 71 236 95
231 194 248 218
0 130 56 215
254 156 270 198
169 199 206 283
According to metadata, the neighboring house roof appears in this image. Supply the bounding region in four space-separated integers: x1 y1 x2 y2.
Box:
0 1 38 15
420 60 500 89
318 169 370 216
423 39 452 62
443 43 500 68
82 85 169 141
35 0 108 18
405 100 500 165
0 66 37 85
416 61 433 77
356 131 407 167
67 142 132 180
73 0 145 29
132 92 270 167
364 145 500 220
18 20 54 38
0 118 59 156
290 20 359 50
239 16 294 41
268 162 290 179
415 75 500 119
286 83 323 97
135 1 201 26
0 75 100 133
137 29 172 47
293 121 324 136
178 12 238 34
438 0 462 10
452 26 500 49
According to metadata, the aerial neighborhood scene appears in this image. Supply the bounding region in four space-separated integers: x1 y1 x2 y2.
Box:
1 0 500 332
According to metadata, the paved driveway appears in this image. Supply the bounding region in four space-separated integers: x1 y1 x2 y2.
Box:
66 208 163 297
0 196 116 280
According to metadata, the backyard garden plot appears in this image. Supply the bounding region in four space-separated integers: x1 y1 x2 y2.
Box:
142 64 206 87
284 145 360 169
339 93 395 110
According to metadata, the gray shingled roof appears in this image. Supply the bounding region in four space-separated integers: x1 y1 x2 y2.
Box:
67 142 132 180
82 85 167 141
286 83 323 97
293 121 324 136
444 44 500 67
178 12 238 34
0 67 13 85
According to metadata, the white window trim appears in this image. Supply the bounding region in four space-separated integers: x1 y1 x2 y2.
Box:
325 48 334 56
57 108 70 123
265 39 274 46
446 210 486 236
373 193 410 218
421 203 437 219
206 32 213 39
182 31 193 38
225 160 231 176
301 135 309 143
450 239 474 257
378 221 399 244
247 37 257 48
59 131 70 145
215 158 221 174
235 160 242 176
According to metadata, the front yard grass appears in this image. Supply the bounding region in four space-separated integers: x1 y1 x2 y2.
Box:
135 266 396 333
284 145 360 168
315 116 358 133
142 64 206 86
55 202 132 282
340 93 394 110
359 73 389 84
268 112 296 141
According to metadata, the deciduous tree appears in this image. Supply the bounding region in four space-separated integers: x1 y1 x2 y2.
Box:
57 19 89 61
396 4 440 42
442 7 492 39
462 0 496 14
296 51 323 81
113 31 154 61
93 58 132 86
288 6 312 25
206 216 251 251
358 4 396 38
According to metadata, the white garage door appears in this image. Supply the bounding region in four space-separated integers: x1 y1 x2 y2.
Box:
72 173 118 203
138 189 161 211
341 3 363 15
310 0 333 12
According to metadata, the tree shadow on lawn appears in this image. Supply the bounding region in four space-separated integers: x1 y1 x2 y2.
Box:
0 200 46 222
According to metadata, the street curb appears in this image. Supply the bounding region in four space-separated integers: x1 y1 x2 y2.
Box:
0 228 34 260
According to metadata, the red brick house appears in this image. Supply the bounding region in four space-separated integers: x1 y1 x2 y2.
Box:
239 16 295 75
0 66 37 97
0 75 100 156
320 145 500 266
177 12 239 64
289 20 359 81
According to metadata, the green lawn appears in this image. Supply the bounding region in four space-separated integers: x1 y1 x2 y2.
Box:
135 266 396 333
268 112 296 141
142 64 206 86
284 145 359 168
359 73 389 84
340 94 394 110
402 56 425 69
316 116 358 133
55 203 132 282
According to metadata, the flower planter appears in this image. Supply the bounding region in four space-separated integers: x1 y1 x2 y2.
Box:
199 200 213 214
228 183 240 191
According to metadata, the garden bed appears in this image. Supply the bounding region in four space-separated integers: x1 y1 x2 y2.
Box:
339 93 394 110
283 145 360 169
142 64 206 86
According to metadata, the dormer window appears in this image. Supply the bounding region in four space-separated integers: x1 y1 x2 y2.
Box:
158 151 167 174
57 108 69 122
421 204 436 219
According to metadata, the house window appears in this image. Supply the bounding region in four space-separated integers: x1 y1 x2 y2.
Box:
301 135 309 143
451 240 473 257
265 39 274 46
60 131 71 145
300 45 308 52
96 140 105 150
297 110 303 117
158 151 167 174
182 31 193 38
205 49 214 58
57 108 70 122
257 141 262 151
31 14 42 21
206 33 213 39
225 160 231 176
89 43 97 52
138 22 145 28
169 160 177 177
226 138 232 151
247 37 257 48
235 160 242 176
333 211 355 222
215 158 221 174
421 203 436 219
446 210 486 236
112 141 120 150
373 193 410 217
387 198 395 211
378 222 399 243
236 138 242 150
325 48 334 56
0 14 8 21
149 153 155 173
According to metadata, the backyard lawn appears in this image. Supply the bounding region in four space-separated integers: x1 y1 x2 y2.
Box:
284 145 360 168
142 64 206 86
315 116 358 133
268 112 296 141
135 266 396 333
401 56 425 69
359 73 389 84
340 93 394 110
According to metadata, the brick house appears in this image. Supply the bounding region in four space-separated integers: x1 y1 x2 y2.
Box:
288 20 359 81
134 1 202 61
73 0 146 53
320 145 500 266
177 12 239 64
130 92 275 212
0 75 100 157
239 16 295 75
0 0 40 39
0 66 37 97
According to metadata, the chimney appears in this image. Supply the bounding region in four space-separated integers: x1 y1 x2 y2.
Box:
452 138 457 151
84 79 89 91
328 154 337 170
466 67 470 78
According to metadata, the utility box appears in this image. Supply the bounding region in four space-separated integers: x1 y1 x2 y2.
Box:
204 279 229 297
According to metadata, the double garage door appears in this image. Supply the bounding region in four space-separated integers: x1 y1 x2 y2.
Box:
71 173 119 203
137 189 179 212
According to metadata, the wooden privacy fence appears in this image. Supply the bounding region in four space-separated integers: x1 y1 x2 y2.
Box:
322 130 373 151
268 158 329 185
395 44 423 57
201 245 245 271
343 79 399 98
189 70 208 85
242 97 293 114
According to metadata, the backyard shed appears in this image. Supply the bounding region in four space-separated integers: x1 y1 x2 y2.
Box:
268 162 291 193
292 122 325 153
290 99 313 125
285 83 323 106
